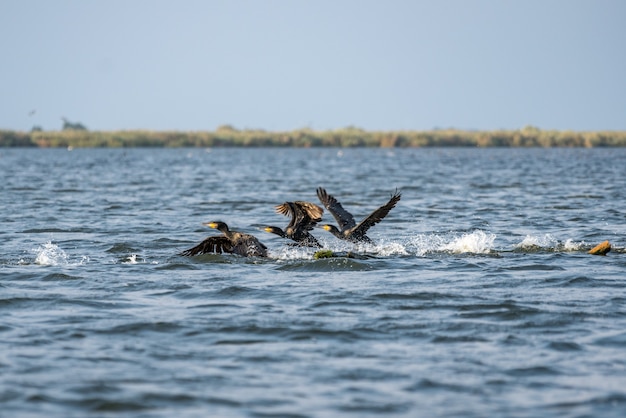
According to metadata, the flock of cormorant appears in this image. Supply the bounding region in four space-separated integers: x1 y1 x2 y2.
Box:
180 187 402 258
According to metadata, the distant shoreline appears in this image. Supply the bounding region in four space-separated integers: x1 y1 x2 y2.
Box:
2 126 625 148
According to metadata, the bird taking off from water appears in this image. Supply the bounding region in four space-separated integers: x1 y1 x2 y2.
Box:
263 201 324 248
316 187 401 243
180 221 268 257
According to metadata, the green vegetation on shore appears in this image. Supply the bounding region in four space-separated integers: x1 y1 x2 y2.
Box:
2 125 625 148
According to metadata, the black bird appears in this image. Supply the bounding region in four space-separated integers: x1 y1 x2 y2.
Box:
316 187 401 243
180 221 268 257
263 201 324 248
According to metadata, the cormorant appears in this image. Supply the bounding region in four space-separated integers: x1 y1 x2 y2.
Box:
180 221 268 257
263 201 324 248
316 187 401 243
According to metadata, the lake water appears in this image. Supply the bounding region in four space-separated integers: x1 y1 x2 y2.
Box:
1 147 625 417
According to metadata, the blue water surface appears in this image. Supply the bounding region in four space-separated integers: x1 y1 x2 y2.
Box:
1 147 625 417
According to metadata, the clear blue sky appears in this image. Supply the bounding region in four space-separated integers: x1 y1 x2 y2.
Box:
1 0 625 132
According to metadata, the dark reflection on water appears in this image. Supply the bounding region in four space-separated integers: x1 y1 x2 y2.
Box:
1 147 626 417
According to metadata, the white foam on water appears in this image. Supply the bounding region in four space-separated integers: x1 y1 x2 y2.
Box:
122 254 139 264
516 234 559 249
514 234 585 252
405 233 448 256
373 241 409 257
272 246 318 261
34 242 69 266
33 241 89 266
267 231 500 260
440 230 496 254
562 238 583 251
320 238 409 257
120 254 154 264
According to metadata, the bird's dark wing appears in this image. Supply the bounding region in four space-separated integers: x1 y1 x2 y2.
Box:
292 201 323 231
351 190 401 237
232 234 268 257
276 201 323 232
294 201 323 222
179 236 233 256
316 187 356 231
275 202 299 232
274 202 293 218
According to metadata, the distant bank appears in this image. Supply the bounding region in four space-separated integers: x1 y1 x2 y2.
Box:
2 126 625 148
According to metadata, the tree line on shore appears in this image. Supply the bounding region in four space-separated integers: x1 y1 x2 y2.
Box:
1 125 625 148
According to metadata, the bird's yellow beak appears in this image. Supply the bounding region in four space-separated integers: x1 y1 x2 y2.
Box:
263 227 273 233
204 222 218 229
322 225 331 231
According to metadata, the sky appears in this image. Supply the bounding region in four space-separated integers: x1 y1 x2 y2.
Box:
1 0 625 132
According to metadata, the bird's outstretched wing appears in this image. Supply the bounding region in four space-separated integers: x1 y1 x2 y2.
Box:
294 201 324 221
232 235 268 257
275 201 323 231
316 187 356 231
179 236 233 256
352 190 401 237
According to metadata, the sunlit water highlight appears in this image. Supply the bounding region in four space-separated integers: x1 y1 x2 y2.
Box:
1 147 625 417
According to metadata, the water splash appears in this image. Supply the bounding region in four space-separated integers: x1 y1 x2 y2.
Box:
269 230 498 260
123 254 139 264
440 230 496 254
516 234 559 250
406 234 448 256
374 241 409 257
269 231 500 260
515 234 583 252
562 238 583 251
271 246 318 261
34 242 70 265
33 241 88 266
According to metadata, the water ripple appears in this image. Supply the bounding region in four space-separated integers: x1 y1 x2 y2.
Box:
2 148 626 418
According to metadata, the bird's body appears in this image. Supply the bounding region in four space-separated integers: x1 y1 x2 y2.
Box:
263 201 324 248
180 221 268 257
316 187 401 243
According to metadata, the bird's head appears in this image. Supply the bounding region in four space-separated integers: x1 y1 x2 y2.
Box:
263 226 286 238
203 221 228 232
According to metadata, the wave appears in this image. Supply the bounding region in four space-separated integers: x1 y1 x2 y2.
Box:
276 257 374 272
13 231 616 269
